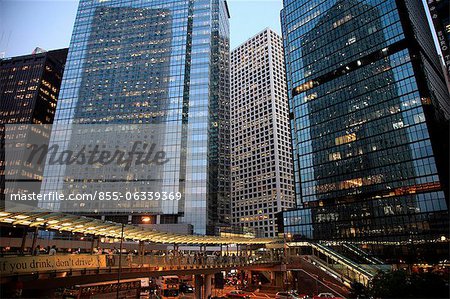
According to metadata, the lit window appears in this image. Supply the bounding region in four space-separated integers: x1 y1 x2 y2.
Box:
304 92 318 102
293 80 319 96
392 121 404 129
335 133 356 145
346 37 356 45
329 152 341 161
333 14 352 28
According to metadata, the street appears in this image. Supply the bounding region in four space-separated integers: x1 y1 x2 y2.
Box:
179 285 278 299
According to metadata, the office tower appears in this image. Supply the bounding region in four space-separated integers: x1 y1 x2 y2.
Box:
426 0 450 87
280 0 449 260
0 48 68 124
230 28 295 237
40 0 231 235
0 48 68 199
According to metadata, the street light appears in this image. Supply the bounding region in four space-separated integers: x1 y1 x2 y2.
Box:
116 223 124 299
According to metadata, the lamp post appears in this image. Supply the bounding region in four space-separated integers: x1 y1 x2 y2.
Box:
116 223 124 299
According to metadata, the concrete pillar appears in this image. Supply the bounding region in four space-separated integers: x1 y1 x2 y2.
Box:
203 274 212 299
194 274 203 299
90 237 95 254
138 241 144 266
274 271 284 287
292 271 299 291
30 227 39 254
20 228 28 255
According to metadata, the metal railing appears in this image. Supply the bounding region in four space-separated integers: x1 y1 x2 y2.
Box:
0 253 281 276
342 243 384 265
109 253 279 268
309 242 375 285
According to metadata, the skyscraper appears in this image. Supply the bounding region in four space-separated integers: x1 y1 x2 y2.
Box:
1 48 68 200
230 29 295 237
40 0 231 235
280 0 449 260
0 48 68 124
426 0 450 80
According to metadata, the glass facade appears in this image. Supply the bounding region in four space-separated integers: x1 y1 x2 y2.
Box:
426 0 450 80
40 0 231 235
280 0 449 256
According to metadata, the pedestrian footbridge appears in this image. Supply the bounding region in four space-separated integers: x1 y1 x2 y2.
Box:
0 208 274 245
0 253 282 281
0 207 283 289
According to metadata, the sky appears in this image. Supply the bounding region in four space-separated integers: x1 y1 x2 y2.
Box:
0 0 283 58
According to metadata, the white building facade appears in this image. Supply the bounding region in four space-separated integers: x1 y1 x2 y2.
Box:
230 28 295 237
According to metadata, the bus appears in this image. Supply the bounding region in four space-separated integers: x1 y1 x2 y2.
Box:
156 276 180 299
63 279 141 299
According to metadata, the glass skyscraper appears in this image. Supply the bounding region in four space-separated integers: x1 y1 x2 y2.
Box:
40 0 231 235
280 0 449 260
426 0 449 80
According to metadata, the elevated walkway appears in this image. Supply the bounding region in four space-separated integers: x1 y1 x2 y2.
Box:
0 253 280 285
0 208 274 245
287 242 392 286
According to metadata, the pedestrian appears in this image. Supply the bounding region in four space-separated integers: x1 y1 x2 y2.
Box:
49 245 57 255
107 249 114 267
33 245 41 256
126 251 133 267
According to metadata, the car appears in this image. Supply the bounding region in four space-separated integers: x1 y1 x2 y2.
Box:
289 292 310 299
313 293 342 299
179 283 194 293
276 292 302 299
226 290 251 299
318 293 333 297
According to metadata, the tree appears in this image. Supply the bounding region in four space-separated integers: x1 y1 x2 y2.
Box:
368 270 449 298
370 270 409 298
349 281 368 298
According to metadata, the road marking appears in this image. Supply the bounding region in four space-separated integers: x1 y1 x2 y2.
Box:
296 269 347 299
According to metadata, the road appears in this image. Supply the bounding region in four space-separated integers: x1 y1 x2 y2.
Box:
179 285 278 299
